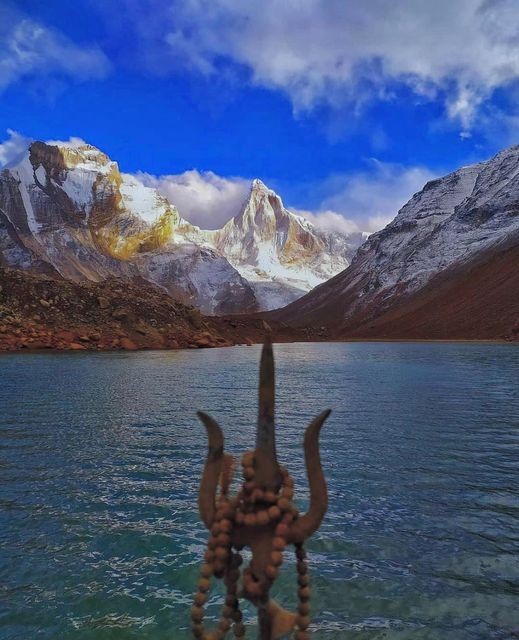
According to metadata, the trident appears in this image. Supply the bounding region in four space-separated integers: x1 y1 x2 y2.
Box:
192 339 330 639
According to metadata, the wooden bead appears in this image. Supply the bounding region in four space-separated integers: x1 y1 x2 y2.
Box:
298 573 310 586
217 532 231 546
244 513 257 527
243 466 255 480
272 536 286 551
278 497 291 512
231 609 242 622
219 519 232 533
294 632 309 640
213 558 225 571
298 586 311 600
280 466 289 477
298 602 310 616
214 547 228 560
200 563 213 578
296 615 311 630
211 523 220 536
251 489 265 502
194 591 207 606
244 481 255 493
233 623 246 637
264 490 277 503
284 476 294 488
235 512 244 525
204 550 215 563
220 503 233 519
245 580 261 597
191 605 204 622
295 545 306 560
198 578 210 592
218 618 231 632
270 550 283 567
191 622 204 638
265 564 279 580
282 512 293 524
267 505 281 520
275 523 289 537
256 510 270 526
241 452 254 467
282 486 294 500
297 560 307 574
208 536 218 549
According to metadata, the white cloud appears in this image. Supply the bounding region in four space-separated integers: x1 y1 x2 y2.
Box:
0 129 32 167
155 0 519 133
45 136 88 148
137 170 250 228
315 161 437 232
0 9 110 93
290 161 436 234
293 208 366 236
138 161 435 235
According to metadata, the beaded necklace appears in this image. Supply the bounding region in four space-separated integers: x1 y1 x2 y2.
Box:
191 451 311 640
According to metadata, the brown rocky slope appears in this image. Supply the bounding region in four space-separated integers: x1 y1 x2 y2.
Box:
270 240 519 342
0 267 316 352
340 242 519 341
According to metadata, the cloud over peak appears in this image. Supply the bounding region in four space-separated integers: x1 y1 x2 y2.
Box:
137 170 251 229
0 129 32 167
137 160 435 236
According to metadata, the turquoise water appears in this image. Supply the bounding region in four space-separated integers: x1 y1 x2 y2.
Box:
0 343 518 639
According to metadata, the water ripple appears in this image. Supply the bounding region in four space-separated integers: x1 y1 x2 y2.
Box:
0 342 518 639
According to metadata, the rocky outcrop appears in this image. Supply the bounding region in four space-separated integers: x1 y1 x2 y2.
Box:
0 266 316 352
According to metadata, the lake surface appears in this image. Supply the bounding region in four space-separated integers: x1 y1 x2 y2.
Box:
0 343 518 640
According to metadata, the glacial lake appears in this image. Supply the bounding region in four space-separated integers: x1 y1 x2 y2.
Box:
0 342 518 639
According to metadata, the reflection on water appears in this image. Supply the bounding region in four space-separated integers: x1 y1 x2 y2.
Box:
0 342 518 639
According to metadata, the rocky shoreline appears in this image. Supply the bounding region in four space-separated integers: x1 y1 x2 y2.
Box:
0 267 322 352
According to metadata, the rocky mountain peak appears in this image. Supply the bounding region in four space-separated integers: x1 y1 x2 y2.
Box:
28 140 115 175
250 178 271 193
211 178 362 309
233 178 286 233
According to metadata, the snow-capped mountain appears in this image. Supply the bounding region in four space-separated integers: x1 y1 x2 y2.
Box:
273 145 519 335
0 139 360 313
206 179 365 309
0 140 255 314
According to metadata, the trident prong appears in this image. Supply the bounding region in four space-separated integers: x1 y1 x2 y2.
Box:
197 410 224 529
255 337 282 490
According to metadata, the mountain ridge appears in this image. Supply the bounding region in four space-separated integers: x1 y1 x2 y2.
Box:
0 139 362 313
271 144 519 339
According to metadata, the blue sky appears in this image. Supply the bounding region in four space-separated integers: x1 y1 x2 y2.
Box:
1 0 519 230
